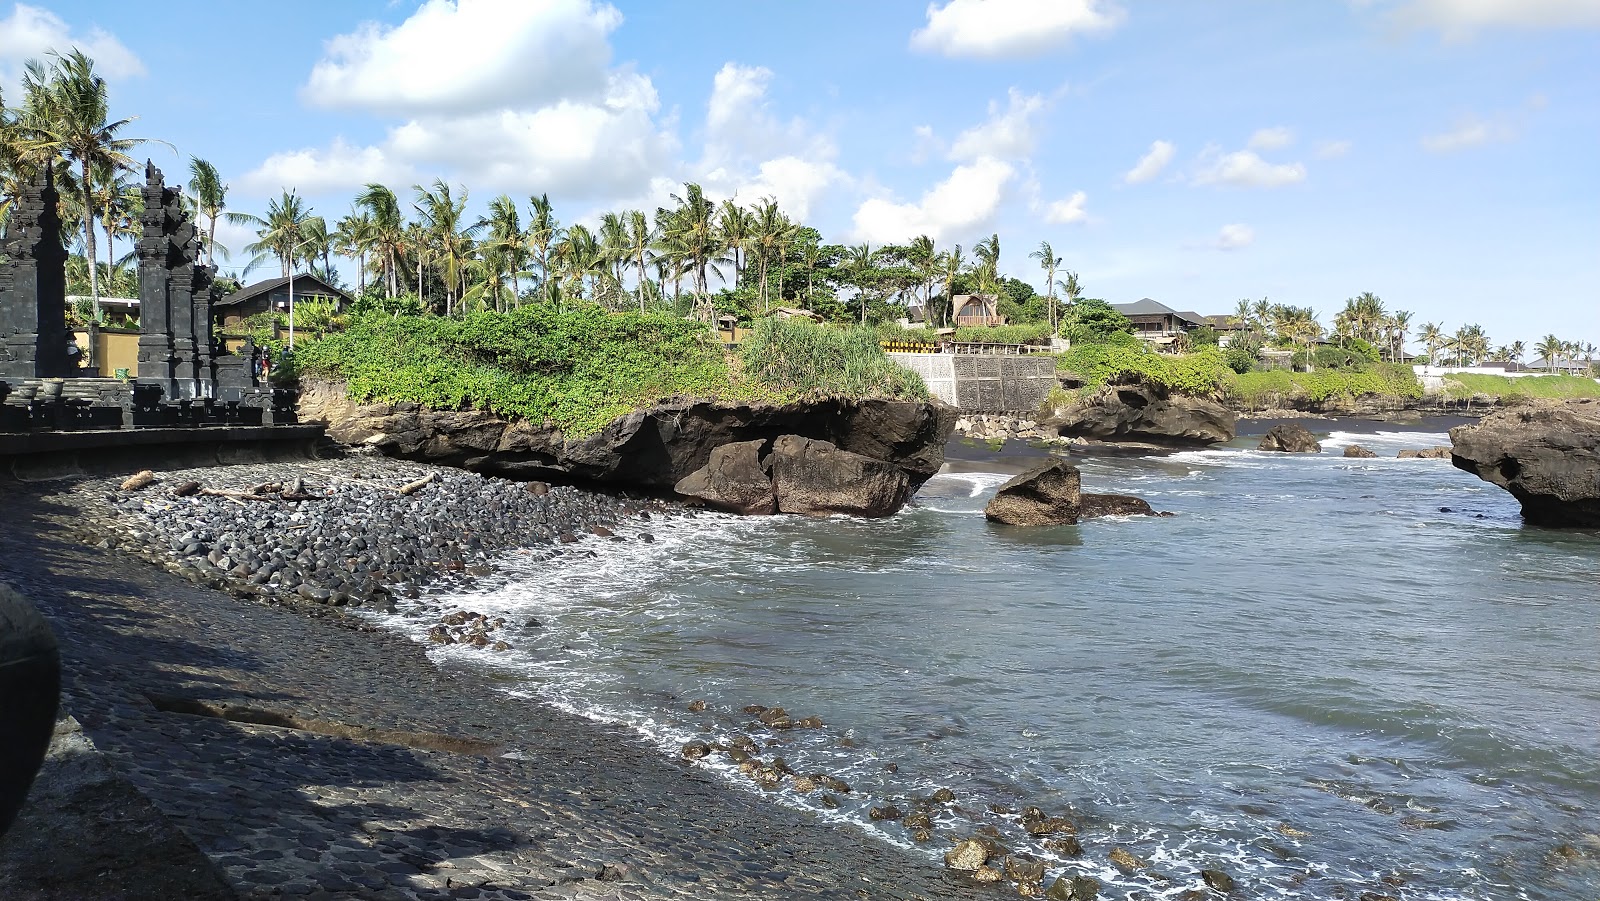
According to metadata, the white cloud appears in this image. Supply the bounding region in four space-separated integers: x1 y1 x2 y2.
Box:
1192 149 1306 188
852 157 1016 244
731 156 847 222
1382 0 1600 38
303 0 622 115
1247 126 1295 151
1043 190 1088 225
1314 139 1353 159
910 0 1124 59
707 62 771 138
949 88 1049 161
1421 115 1513 152
244 70 675 199
910 125 943 164
1216 224 1254 250
1124 140 1176 184
0 3 144 88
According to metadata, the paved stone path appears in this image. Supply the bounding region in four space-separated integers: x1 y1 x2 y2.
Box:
0 480 989 901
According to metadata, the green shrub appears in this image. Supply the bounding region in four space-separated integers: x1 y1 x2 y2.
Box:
952 323 1053 345
1055 344 1235 398
740 318 928 401
1223 345 1257 374
1231 363 1423 408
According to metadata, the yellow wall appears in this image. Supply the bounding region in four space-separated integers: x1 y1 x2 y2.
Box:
72 329 140 377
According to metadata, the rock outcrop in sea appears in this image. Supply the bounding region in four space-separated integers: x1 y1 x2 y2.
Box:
1449 398 1600 528
674 435 916 517
1258 423 1322 453
1042 383 1236 447
299 380 956 516
983 460 1164 525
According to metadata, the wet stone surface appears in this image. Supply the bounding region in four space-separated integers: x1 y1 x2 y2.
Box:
0 462 982 900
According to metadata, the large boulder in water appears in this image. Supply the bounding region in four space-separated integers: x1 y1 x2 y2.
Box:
984 460 1163 525
1398 446 1450 459
1343 444 1378 458
673 440 776 514
0 584 59 837
1042 382 1235 446
1449 399 1600 527
769 435 913 517
1259 423 1321 453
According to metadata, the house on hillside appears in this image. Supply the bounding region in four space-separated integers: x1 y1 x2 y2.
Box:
1525 355 1592 375
1110 298 1207 350
215 274 351 329
951 294 1004 327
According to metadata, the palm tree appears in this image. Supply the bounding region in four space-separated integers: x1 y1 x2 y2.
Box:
750 198 792 313
478 194 525 309
300 214 334 281
355 184 406 298
623 210 653 312
228 189 318 278
187 157 228 267
717 200 754 289
1030 240 1061 334
598 210 629 291
1055 270 1082 320
333 210 375 293
1387 309 1412 363
525 193 561 305
412 179 477 315
1418 322 1443 367
553 223 604 302
1535 335 1563 372
972 233 1001 297
660 183 726 320
89 159 138 281
843 242 880 325
17 50 161 323
938 244 964 329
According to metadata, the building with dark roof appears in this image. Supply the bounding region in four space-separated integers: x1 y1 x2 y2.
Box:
1111 298 1206 339
215 274 350 329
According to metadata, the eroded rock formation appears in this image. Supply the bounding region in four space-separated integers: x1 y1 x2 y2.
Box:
1258 423 1321 453
1041 382 1235 447
1449 399 1600 528
983 460 1163 526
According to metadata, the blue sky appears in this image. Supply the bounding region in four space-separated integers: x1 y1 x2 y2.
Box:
4 0 1596 350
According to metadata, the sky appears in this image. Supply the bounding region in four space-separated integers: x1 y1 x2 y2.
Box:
3 0 1597 351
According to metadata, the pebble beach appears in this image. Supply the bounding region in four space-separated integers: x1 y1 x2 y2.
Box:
0 459 985 901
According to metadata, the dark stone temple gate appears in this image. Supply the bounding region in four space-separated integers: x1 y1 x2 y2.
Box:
1 162 308 451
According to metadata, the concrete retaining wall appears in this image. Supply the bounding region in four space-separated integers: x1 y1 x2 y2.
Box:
888 353 1057 413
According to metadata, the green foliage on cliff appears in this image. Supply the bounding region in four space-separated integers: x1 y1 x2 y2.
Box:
1441 373 1600 402
293 308 927 436
739 318 929 401
951 323 1054 345
1056 344 1236 398
1230 364 1424 408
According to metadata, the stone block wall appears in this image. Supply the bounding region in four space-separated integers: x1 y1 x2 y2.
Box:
888 353 1057 413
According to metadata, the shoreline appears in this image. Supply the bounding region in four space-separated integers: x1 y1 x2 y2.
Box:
0 464 981 900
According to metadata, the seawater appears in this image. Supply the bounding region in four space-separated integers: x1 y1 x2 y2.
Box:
392 427 1600 900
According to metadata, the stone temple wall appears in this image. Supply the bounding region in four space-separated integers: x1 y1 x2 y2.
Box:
888 353 1057 413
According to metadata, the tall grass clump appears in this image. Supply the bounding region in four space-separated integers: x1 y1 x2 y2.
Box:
1230 363 1423 409
740 318 929 401
1442 373 1600 402
952 323 1053 345
1056 344 1236 398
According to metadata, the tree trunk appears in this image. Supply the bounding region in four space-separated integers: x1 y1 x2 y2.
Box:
81 164 101 328
206 212 217 267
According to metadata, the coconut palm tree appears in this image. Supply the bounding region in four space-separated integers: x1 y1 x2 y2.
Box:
17 50 162 323
904 234 938 327
355 184 406 298
524 193 561 305
300 214 334 281
623 210 653 312
1535 335 1564 372
553 223 605 302
660 183 726 320
843 242 880 324
478 194 525 309
972 233 1001 297
1029 240 1061 334
750 198 793 313
187 157 228 267
412 180 478 315
228 189 319 279
333 210 375 293
1418 322 1443 366
938 244 965 329
716 200 753 289
1387 309 1412 363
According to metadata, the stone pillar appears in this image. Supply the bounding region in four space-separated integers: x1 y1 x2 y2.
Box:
0 168 70 379
135 162 175 396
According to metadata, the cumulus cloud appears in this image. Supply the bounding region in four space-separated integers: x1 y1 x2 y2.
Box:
1043 190 1089 225
303 0 621 115
852 157 1016 244
1124 140 1176 184
1192 148 1306 188
242 138 415 195
1247 126 1295 151
1380 0 1600 38
1216 224 1254 250
910 0 1124 59
1420 115 1513 152
949 88 1049 161
0 3 143 87
1314 139 1353 159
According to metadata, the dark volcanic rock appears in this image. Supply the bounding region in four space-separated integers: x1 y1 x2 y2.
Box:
1343 444 1378 459
769 436 912 517
1258 423 1321 453
300 379 956 495
1397 446 1450 459
984 460 1163 525
673 440 776 514
1450 399 1600 528
1043 382 1235 446
0 584 58 837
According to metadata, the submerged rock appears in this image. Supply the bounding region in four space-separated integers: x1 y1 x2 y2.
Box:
1258 423 1322 453
984 461 1164 526
1450 399 1600 527
944 838 989 872
1043 382 1235 446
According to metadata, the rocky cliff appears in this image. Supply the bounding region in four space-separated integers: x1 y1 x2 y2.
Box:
1449 398 1600 528
1041 383 1236 446
299 380 957 504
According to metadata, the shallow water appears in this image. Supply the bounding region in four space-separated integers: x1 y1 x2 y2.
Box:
399 427 1600 900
